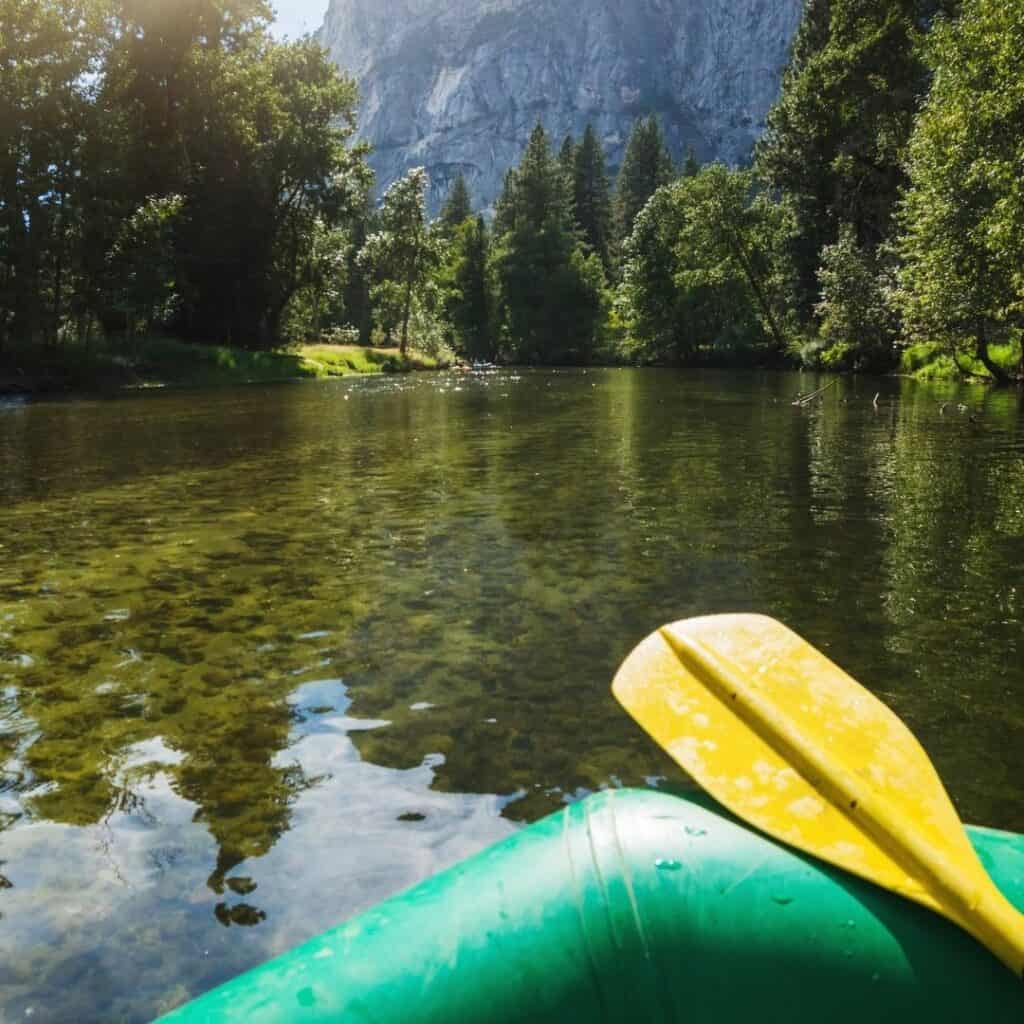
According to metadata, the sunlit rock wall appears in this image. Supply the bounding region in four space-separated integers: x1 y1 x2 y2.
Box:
319 0 803 211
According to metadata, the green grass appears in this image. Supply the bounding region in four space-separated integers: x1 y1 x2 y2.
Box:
900 340 1021 381
299 344 445 377
1 337 447 395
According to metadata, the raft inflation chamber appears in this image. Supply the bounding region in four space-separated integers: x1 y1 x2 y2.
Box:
157 788 1024 1023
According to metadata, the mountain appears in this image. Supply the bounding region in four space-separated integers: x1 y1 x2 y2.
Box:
319 0 804 211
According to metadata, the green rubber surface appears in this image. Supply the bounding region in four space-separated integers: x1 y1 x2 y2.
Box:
156 789 1024 1023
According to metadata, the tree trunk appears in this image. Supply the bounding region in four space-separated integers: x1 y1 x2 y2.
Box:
400 274 413 359
727 230 787 352
975 320 1011 386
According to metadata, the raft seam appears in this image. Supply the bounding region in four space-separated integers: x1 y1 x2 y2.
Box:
607 791 678 1024
563 801 613 1022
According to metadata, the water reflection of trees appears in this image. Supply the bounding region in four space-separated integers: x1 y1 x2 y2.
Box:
2 371 1022 869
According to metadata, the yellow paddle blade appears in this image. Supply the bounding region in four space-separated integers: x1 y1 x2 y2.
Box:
612 614 1024 977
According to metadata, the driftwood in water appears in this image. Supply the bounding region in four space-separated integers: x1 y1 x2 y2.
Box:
792 379 839 407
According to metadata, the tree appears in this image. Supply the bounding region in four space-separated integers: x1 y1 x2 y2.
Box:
755 0 956 328
106 194 185 343
573 124 613 273
0 0 113 355
359 168 443 357
814 224 897 370
438 174 473 235
493 124 606 364
614 116 673 240
102 0 274 200
171 39 367 348
446 216 495 362
558 134 577 191
892 0 1024 383
618 166 795 363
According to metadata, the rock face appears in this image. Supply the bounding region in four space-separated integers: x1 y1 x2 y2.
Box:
319 0 803 212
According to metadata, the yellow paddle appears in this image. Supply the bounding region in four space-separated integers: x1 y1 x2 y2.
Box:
611 613 1024 978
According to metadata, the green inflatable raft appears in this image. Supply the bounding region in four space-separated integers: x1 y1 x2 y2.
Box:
158 788 1024 1023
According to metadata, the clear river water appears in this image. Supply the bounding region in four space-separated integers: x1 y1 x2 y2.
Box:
1 368 1022 1022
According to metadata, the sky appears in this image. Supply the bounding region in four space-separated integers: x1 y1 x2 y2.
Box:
270 0 329 39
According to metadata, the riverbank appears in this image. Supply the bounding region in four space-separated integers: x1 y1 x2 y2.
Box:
898 341 1021 383
0 337 450 398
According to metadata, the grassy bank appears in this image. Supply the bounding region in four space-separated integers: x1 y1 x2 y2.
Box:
899 341 1021 382
0 337 449 396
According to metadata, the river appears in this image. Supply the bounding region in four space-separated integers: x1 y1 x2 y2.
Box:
1 368 1022 1021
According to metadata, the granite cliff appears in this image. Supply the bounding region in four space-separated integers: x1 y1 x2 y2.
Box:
319 0 804 210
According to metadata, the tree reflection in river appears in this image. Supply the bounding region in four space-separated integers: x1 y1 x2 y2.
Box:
0 370 1021 1022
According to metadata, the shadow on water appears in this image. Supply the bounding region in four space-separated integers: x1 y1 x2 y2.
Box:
0 369 1022 1020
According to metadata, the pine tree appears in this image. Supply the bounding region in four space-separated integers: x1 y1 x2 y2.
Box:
683 145 701 178
439 174 473 234
449 216 495 362
755 0 946 327
493 123 604 364
615 116 674 240
573 124 613 272
558 134 578 183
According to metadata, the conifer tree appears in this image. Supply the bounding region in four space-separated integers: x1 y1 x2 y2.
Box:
614 116 674 240
493 124 605 364
755 0 953 327
573 124 613 272
558 134 578 184
439 174 473 234
449 216 495 362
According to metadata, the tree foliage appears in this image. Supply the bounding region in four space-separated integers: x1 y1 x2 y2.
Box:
438 174 473 236
359 168 443 356
756 0 946 323
1 0 368 360
814 225 897 370
493 124 606 364
614 116 673 241
892 0 1024 382
619 166 795 364
444 216 495 362
573 125 614 273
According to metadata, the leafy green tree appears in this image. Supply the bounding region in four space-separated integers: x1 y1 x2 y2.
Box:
176 39 367 347
102 0 273 200
619 166 795 363
493 124 606 364
0 0 113 355
814 224 897 370
438 173 473 235
892 0 1024 383
341 192 378 344
614 116 673 240
107 194 185 342
359 167 443 356
573 124 613 273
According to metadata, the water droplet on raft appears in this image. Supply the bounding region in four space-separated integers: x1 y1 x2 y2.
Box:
684 826 707 837
772 895 795 906
655 859 682 872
